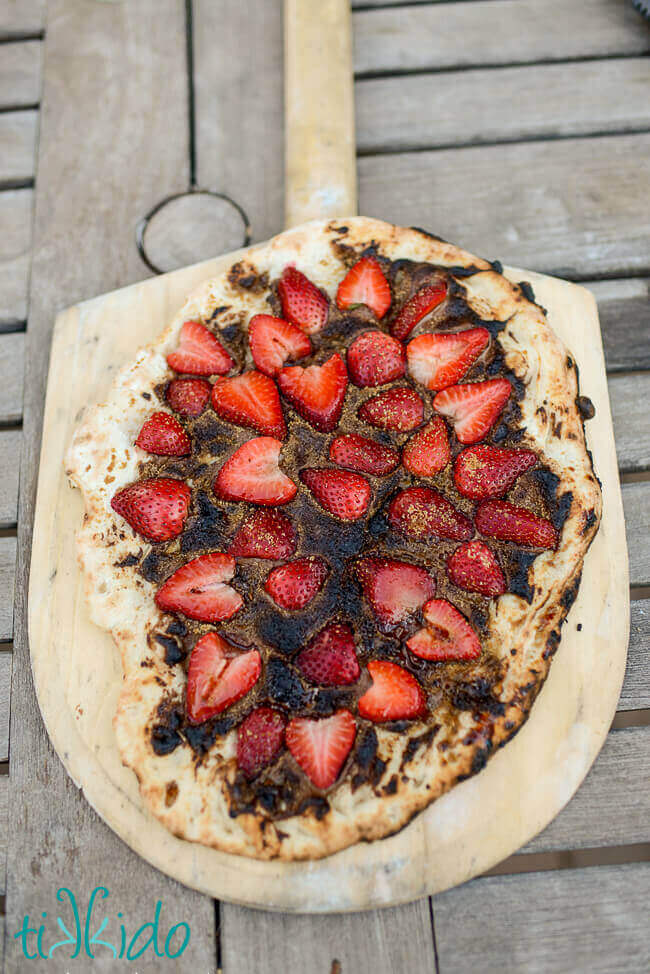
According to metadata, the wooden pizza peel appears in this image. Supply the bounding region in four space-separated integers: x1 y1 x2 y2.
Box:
28 0 629 912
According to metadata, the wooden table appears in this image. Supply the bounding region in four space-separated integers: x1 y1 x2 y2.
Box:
1 1 649 970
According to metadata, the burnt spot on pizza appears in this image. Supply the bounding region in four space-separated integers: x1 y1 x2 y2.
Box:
208 304 231 322
583 508 597 533
490 259 504 275
227 261 269 294
154 633 186 666
165 781 179 807
452 678 505 716
383 775 399 795
560 571 582 613
114 552 140 568
297 795 331 820
401 726 439 768
141 392 151 400
409 226 449 245
577 395 596 420
518 281 536 304
151 723 182 756
264 658 313 711
507 550 537 603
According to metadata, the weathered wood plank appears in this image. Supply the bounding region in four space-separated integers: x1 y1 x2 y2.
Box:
433 863 650 974
623 481 650 588
620 599 650 711
0 430 21 528
0 332 24 424
0 0 45 38
0 773 7 890
0 110 37 185
359 133 650 279
0 651 11 760
609 373 650 474
0 40 41 107
0 189 32 326
0 536 16 642
588 278 650 373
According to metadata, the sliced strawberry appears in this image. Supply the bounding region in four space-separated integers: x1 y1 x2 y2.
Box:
390 282 448 341
237 706 286 778
286 709 356 789
213 437 297 506
167 320 234 376
278 266 329 335
354 556 436 630
407 327 490 391
346 330 405 387
476 499 558 549
447 540 506 597
407 599 481 661
111 478 191 542
186 632 260 724
358 661 427 722
402 417 450 477
433 378 511 444
387 486 473 542
329 433 399 477
264 556 329 610
336 257 391 319
300 468 371 521
155 552 243 622
211 371 286 439
228 509 297 560
358 386 424 432
454 445 537 499
296 622 360 686
166 378 211 418
277 353 348 432
248 314 312 377
135 411 191 457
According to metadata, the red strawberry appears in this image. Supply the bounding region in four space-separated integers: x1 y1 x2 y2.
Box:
407 327 490 391
454 445 537 499
278 353 348 432
296 622 360 686
475 499 558 549
433 378 511 444
354 557 436 630
135 411 191 457
228 509 297 560
214 437 297 506
248 314 312 377
167 320 234 376
111 478 190 542
336 257 391 319
278 266 329 335
211 371 286 439
264 556 329 610
387 486 473 542
407 599 481 661
300 468 371 521
155 552 243 622
346 330 405 387
237 706 286 778
329 433 399 477
186 632 261 724
402 417 450 477
286 709 356 789
358 661 427 722
166 378 211 417
447 540 506 597
358 386 424 432
390 282 448 341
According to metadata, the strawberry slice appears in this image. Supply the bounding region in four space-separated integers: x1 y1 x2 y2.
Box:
407 599 481 661
390 282 448 341
211 371 286 439
354 556 436 630
186 632 261 724
286 709 356 789
358 661 427 722
296 622 360 686
213 437 297 506
300 468 371 521
278 266 329 335
402 417 450 477
135 411 191 457
248 314 312 377
278 353 348 432
155 552 243 622
329 433 399 477
228 509 297 560
336 257 391 319
476 499 558 549
433 378 511 444
111 478 190 542
264 556 329 610
167 320 234 376
346 330 406 387
407 327 490 391
387 486 473 542
454 445 537 499
237 706 286 778
166 377 211 418
447 540 506 597
358 386 424 432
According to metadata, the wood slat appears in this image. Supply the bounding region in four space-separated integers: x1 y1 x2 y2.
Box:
359 133 650 279
0 110 37 185
0 651 11 761
0 430 21 528
0 39 41 108
609 373 650 474
588 278 650 373
620 600 650 711
0 536 16 641
0 0 45 38
0 189 32 327
0 773 7 890
0 332 24 424
623 482 650 588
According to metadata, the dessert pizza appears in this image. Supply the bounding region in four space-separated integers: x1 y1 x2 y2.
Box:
66 218 601 860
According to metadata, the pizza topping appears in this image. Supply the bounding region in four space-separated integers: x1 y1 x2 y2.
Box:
387 486 474 542
264 556 329 610
358 386 424 431
228 509 297 560
278 266 329 334
476 499 559 549
236 706 287 779
155 552 243 622
186 632 261 724
407 599 481 661
165 377 211 417
447 540 506 597
111 478 191 542
354 556 436 629
214 437 297 506
336 257 391 319
407 327 490 391
300 468 371 521
248 314 312 377
167 320 234 376
286 709 356 789
296 622 360 686
390 282 447 341
402 417 450 477
329 433 400 476
211 371 286 439
277 353 348 432
135 411 191 457
346 330 406 388
434 378 511 444
454 445 538 499
358 660 427 722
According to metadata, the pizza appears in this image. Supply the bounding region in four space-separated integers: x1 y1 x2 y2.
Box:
65 218 601 860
